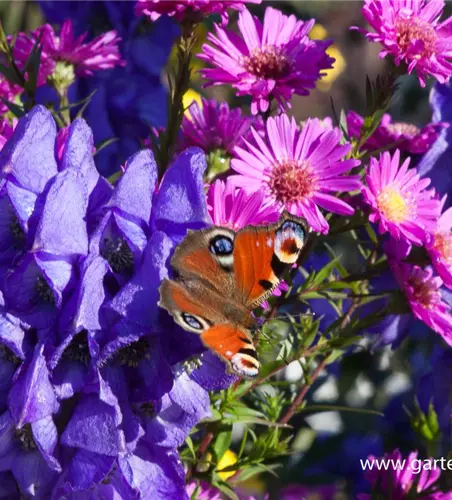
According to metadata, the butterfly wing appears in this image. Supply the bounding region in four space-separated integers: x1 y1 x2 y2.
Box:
233 212 308 308
159 279 259 378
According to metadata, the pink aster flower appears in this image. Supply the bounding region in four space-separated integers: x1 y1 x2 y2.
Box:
135 0 261 25
347 110 447 155
0 76 22 115
0 118 15 151
391 261 452 346
426 196 452 289
12 20 124 87
363 150 441 245
358 0 452 87
230 114 362 234
199 7 334 114
207 178 278 230
179 98 262 155
358 449 449 499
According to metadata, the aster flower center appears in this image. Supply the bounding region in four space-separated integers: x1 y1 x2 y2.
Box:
386 122 420 137
36 276 55 304
62 331 90 366
433 231 452 264
268 160 316 204
408 274 440 309
114 338 150 368
14 424 37 451
0 344 22 366
101 237 134 274
395 17 437 59
377 186 410 223
242 45 291 79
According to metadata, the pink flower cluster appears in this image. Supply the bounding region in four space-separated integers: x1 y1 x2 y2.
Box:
135 0 261 25
12 20 124 87
362 149 452 345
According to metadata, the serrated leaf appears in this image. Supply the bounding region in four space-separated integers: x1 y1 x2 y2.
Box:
213 424 232 462
223 417 292 428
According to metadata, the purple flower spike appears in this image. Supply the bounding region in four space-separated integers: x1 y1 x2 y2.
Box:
151 147 209 242
0 106 57 194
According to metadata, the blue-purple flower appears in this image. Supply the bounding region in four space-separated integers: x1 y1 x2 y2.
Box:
0 105 234 497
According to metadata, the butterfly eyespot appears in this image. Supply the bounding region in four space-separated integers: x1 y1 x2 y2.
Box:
281 220 305 240
181 313 203 330
209 235 233 256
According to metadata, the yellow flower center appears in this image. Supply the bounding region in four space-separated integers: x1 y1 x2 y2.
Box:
433 232 452 264
377 186 410 223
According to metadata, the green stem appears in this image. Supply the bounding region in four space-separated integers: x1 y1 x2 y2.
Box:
157 20 197 179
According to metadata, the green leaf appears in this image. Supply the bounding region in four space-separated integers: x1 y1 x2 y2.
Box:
211 477 239 500
75 89 98 119
184 435 196 460
107 170 122 185
223 417 292 428
94 137 119 156
0 97 24 118
212 424 232 463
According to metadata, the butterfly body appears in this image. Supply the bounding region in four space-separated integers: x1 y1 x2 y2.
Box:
158 212 308 378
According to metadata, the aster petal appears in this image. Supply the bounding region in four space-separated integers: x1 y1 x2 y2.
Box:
311 193 355 215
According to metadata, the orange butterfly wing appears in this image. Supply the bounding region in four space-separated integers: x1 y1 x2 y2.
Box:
233 213 307 308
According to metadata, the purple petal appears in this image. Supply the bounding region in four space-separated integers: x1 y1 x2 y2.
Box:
8 344 58 426
12 449 56 496
119 444 187 500
0 313 28 359
0 106 57 194
61 395 123 456
32 170 88 257
0 471 18 497
107 149 158 226
62 450 115 490
51 360 90 400
108 231 173 327
151 147 209 242
169 372 211 418
31 416 61 471
59 118 100 196
4 181 37 232
190 351 237 391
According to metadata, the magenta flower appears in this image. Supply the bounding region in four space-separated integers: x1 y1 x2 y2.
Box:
0 77 21 115
358 0 452 87
363 150 441 245
231 114 361 234
0 118 15 151
358 449 449 499
199 7 334 114
391 261 452 346
179 98 262 156
427 196 452 289
347 110 447 155
135 0 261 24
13 20 124 87
207 178 278 230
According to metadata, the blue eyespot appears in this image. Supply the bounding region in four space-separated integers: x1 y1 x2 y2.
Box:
209 236 233 256
182 313 203 330
281 221 305 241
